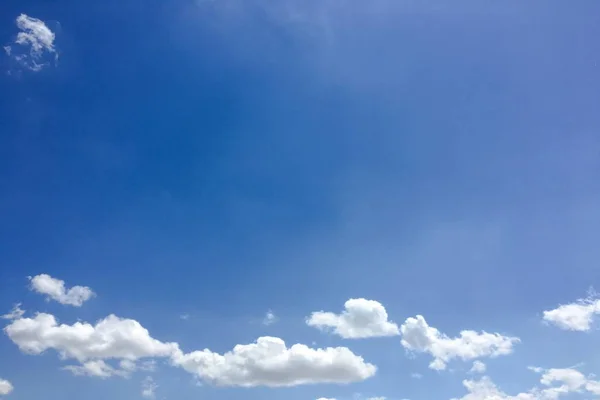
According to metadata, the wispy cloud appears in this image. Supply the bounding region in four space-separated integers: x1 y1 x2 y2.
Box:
4 14 58 72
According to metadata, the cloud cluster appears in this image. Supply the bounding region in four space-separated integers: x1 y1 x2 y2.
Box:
456 367 600 400
3 276 377 386
400 315 519 370
0 378 13 396
29 274 95 307
172 336 376 387
4 14 57 72
4 274 597 394
307 298 399 339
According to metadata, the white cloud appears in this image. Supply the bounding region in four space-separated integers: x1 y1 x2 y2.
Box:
469 361 486 374
141 376 158 398
1 304 24 320
180 314 190 320
29 274 95 307
306 298 399 339
0 378 13 396
542 295 600 331
454 367 600 400
4 312 179 363
5 14 57 72
172 336 376 387
63 360 129 379
263 310 277 326
400 315 519 370
410 372 423 379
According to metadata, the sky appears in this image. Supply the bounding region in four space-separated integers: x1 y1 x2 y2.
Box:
1 0 600 399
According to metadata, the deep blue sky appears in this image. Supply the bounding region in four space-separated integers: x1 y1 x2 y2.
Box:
1 1 600 399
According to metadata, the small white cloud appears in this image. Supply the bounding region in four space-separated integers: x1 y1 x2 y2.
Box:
469 361 486 374
172 336 376 387
410 372 423 379
263 310 277 326
400 315 519 370
5 14 57 72
543 294 600 331
1 304 25 320
141 376 158 398
29 274 95 307
307 298 399 339
64 360 128 379
0 378 13 396
180 313 190 320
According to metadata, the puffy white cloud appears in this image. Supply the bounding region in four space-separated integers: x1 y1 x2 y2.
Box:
469 361 486 374
4 14 57 72
454 367 600 400
263 310 277 326
29 274 95 307
1 304 24 320
172 336 376 387
542 295 600 331
141 376 158 398
400 315 519 370
0 378 13 396
4 312 179 362
307 298 399 339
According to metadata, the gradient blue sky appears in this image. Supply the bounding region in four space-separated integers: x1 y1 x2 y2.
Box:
1 1 600 399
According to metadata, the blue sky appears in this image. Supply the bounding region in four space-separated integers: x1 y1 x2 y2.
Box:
1 0 600 399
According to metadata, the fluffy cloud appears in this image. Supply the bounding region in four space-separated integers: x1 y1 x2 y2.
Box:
29 274 95 307
0 378 13 396
141 376 158 398
542 295 600 331
4 312 179 363
172 336 376 387
469 361 486 374
454 367 600 400
306 298 399 339
400 315 519 370
4 14 57 72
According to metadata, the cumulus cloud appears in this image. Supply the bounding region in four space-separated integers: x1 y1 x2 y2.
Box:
1 304 24 320
4 312 179 363
29 274 95 307
307 298 399 339
4 14 57 72
400 315 519 370
469 361 486 374
542 294 600 331
172 336 376 387
0 378 13 396
454 367 600 400
141 376 158 398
